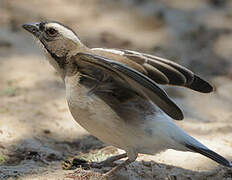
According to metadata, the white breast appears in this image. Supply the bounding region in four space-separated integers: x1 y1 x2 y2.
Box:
64 73 128 148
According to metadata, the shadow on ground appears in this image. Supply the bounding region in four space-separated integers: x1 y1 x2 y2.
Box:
1 0 232 179
1 133 232 180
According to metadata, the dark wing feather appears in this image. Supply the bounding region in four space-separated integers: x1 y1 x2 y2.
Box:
122 50 214 93
75 52 184 120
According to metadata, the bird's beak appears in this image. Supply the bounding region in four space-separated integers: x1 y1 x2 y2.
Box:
22 23 41 37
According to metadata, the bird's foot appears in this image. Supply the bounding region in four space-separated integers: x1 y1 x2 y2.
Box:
90 153 127 168
103 158 131 178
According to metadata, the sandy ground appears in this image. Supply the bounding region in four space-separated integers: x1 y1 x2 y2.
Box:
0 0 232 179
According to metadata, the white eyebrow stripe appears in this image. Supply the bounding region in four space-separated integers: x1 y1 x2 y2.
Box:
92 48 124 55
46 23 81 44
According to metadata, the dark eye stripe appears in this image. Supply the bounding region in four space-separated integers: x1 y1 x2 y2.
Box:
45 28 58 37
39 21 46 31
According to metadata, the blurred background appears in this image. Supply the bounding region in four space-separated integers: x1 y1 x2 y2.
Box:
0 0 232 179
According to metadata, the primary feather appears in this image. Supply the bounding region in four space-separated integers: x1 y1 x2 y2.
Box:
92 48 214 93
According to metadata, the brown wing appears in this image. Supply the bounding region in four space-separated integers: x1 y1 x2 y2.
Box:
92 48 214 93
75 52 184 120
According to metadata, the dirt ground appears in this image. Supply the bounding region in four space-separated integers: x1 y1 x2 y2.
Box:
0 0 232 179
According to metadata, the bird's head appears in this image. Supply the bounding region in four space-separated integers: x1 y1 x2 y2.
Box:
22 21 83 57
22 21 84 75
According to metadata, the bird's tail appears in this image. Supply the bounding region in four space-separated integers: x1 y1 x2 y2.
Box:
155 114 231 167
166 119 232 167
184 142 232 167
175 129 232 167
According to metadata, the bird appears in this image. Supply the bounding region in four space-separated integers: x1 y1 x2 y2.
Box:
22 21 232 177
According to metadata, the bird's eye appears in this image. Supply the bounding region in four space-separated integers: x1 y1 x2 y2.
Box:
46 28 58 37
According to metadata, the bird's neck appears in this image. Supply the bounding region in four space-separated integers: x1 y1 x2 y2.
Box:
46 45 88 80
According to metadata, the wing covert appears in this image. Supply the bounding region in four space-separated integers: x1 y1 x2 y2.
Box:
75 52 184 120
92 48 213 93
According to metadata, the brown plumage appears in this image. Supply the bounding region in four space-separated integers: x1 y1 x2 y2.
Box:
22 21 231 178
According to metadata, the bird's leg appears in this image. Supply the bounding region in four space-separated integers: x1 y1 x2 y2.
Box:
100 153 127 167
103 150 137 177
90 153 127 168
103 158 133 178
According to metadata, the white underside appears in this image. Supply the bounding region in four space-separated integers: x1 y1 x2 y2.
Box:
64 74 197 158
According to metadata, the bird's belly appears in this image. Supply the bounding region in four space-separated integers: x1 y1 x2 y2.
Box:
67 92 128 149
67 96 173 154
65 78 176 154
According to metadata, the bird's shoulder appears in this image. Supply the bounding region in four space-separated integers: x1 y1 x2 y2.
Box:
88 48 147 74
